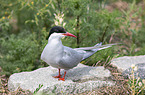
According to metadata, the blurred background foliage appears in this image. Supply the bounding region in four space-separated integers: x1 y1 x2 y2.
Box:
0 0 145 76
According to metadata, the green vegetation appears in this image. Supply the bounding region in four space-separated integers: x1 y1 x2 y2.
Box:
34 84 43 94
0 0 145 94
128 64 145 95
0 0 144 75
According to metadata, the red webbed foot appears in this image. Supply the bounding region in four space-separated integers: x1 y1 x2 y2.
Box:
53 68 61 78
58 71 66 81
53 75 61 78
58 78 65 81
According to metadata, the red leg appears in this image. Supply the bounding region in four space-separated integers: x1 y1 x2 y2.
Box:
59 71 66 81
53 69 61 78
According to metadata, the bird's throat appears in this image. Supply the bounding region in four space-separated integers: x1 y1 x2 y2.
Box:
47 38 64 59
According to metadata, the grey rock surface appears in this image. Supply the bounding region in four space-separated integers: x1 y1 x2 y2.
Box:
111 55 145 72
111 55 145 79
8 63 114 94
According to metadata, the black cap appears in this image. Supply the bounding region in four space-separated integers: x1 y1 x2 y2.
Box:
46 26 66 39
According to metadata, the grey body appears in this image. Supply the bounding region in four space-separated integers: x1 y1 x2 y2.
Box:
41 32 115 70
41 33 83 70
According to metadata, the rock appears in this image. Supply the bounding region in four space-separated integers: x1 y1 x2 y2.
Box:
111 55 145 72
8 63 114 94
111 55 145 79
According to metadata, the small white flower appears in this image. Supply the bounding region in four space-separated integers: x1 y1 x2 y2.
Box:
54 13 66 26
134 66 138 71
63 23 66 27
139 82 142 87
61 13 64 17
54 13 56 17
131 64 135 69
73 28 76 30
54 21 59 26
131 64 138 71
59 18 63 24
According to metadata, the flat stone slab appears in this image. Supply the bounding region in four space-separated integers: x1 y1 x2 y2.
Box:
111 55 145 79
8 64 114 94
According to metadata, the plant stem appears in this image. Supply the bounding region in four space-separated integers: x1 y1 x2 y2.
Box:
132 69 135 95
101 19 110 43
101 25 109 43
76 15 80 48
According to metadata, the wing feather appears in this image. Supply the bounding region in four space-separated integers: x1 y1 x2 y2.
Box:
74 43 118 60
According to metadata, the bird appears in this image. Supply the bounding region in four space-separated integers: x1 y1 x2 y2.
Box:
41 26 117 81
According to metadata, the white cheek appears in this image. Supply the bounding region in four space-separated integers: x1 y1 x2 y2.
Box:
49 33 64 39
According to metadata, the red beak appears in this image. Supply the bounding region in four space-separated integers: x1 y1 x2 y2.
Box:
63 32 77 38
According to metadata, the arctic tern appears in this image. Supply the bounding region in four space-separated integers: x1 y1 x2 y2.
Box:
41 26 116 81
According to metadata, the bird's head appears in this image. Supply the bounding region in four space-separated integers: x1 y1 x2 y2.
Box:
46 26 76 40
